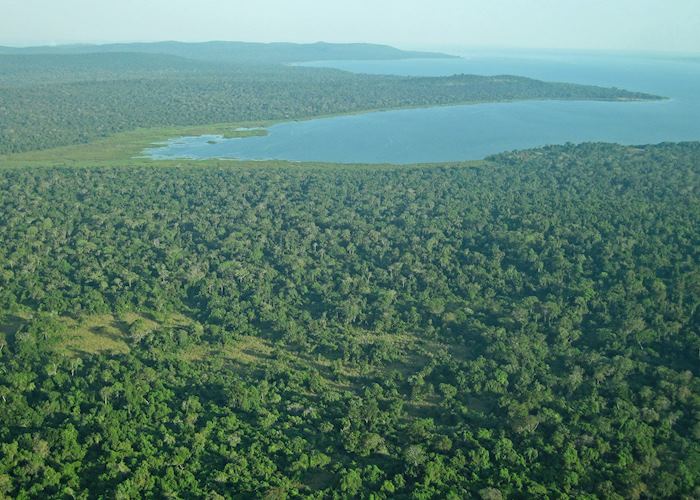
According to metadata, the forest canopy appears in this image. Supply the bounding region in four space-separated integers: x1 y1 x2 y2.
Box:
0 142 698 498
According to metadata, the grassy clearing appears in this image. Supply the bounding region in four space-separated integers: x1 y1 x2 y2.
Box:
178 328 432 395
57 314 130 356
180 334 274 364
1 308 443 399
56 311 189 356
0 310 194 357
0 121 270 166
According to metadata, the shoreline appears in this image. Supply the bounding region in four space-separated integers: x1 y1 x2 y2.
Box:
0 94 667 168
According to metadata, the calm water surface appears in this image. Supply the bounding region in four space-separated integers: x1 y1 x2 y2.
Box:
147 51 700 163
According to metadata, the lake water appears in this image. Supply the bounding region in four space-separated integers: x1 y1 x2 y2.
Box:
147 51 700 163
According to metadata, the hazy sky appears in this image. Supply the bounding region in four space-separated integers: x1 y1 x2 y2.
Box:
2 0 699 53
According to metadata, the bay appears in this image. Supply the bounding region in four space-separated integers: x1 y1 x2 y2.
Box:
147 51 700 163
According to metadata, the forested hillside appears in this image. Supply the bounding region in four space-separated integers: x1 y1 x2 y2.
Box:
0 142 698 498
0 49 661 155
0 52 214 85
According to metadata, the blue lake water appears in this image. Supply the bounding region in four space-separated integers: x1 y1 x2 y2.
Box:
147 51 700 163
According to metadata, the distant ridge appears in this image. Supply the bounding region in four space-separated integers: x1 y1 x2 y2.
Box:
0 41 459 64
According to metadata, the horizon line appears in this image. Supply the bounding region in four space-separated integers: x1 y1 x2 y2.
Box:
0 40 698 57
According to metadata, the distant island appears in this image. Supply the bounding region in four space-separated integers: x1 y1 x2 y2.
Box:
0 40 459 64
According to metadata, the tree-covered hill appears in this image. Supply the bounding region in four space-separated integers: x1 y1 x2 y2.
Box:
0 41 457 64
0 142 698 498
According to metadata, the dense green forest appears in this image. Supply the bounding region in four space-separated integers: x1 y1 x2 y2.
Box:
0 142 698 498
0 41 694 498
0 47 660 155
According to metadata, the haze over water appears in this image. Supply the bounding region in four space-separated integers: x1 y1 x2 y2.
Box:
148 51 700 163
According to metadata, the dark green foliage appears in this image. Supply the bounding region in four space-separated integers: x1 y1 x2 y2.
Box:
0 142 698 497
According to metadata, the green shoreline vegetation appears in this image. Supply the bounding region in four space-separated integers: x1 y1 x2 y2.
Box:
0 123 270 166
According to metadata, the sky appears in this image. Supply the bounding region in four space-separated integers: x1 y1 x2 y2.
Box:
2 0 699 53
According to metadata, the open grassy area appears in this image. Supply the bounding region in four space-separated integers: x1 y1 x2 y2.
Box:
0 309 428 377
0 307 444 405
58 314 131 356
0 310 193 356
0 121 270 167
